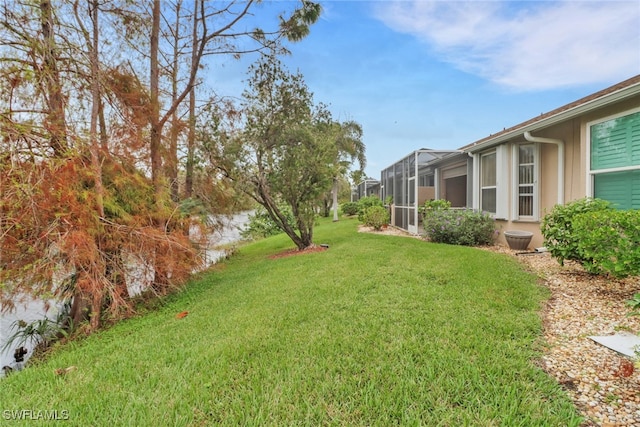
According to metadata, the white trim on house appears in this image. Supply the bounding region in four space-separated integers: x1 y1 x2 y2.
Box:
472 153 480 212
479 150 497 215
495 145 508 220
473 145 509 219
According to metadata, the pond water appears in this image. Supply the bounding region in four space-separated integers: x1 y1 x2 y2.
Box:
0 211 251 375
0 299 64 375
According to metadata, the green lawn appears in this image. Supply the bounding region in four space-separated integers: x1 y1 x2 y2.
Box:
0 218 582 426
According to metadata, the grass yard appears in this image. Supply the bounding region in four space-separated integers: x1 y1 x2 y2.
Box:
0 218 582 426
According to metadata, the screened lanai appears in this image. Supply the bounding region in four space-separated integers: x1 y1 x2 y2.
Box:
352 179 380 202
380 149 460 234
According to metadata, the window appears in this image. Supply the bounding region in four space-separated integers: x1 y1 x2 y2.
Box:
588 109 640 209
474 146 506 218
480 152 496 213
516 144 538 218
419 173 434 187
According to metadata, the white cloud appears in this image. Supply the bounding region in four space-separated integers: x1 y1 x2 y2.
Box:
373 1 640 91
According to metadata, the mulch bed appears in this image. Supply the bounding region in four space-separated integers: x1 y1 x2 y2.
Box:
268 245 328 260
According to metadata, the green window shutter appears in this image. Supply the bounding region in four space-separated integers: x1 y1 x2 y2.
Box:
594 169 640 210
591 111 640 170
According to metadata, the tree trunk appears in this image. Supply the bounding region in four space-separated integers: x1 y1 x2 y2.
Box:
149 0 163 205
88 0 105 328
149 0 168 293
167 0 182 203
332 177 339 221
185 0 199 198
69 291 90 328
40 0 68 157
256 181 311 250
88 0 104 218
98 97 108 150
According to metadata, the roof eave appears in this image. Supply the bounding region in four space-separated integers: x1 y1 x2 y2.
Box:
465 79 640 154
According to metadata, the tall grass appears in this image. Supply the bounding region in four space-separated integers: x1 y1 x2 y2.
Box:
0 218 582 426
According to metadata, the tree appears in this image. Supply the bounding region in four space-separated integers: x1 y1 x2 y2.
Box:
319 174 353 218
144 0 321 207
327 120 365 221
0 0 69 158
0 0 323 337
39 0 69 157
185 0 200 199
213 54 334 250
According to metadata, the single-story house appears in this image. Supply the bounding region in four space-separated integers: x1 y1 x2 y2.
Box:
461 74 640 248
380 75 640 249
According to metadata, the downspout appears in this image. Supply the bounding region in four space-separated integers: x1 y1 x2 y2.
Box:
523 131 564 205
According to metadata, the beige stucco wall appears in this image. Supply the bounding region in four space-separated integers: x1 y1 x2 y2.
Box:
418 186 435 206
565 118 585 203
493 220 545 249
539 139 559 214
438 160 468 207
491 91 640 249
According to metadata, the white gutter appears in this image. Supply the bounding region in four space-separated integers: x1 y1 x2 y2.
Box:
524 131 564 205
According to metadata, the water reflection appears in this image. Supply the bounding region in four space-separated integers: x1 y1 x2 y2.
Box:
0 299 63 374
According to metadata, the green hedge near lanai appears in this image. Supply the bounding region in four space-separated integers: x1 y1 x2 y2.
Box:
422 200 497 246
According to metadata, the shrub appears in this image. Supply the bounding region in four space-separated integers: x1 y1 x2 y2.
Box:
341 202 359 216
422 199 451 212
541 198 613 265
241 205 295 240
357 196 383 221
626 293 640 317
362 205 390 231
573 209 640 278
423 208 496 246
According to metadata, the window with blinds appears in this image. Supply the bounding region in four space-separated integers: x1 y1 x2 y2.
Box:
590 110 640 209
518 144 536 217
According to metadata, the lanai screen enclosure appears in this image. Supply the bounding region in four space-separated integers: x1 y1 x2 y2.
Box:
352 179 380 202
381 149 458 234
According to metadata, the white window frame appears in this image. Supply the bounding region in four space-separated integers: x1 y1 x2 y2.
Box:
586 106 640 198
473 146 507 219
512 143 539 220
480 151 497 215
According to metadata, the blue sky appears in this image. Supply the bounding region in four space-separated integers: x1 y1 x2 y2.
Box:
208 0 640 179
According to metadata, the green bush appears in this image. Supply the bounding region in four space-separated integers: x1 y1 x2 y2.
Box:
419 199 451 218
626 293 640 317
241 205 295 240
341 202 359 216
541 198 613 265
362 205 390 231
423 208 496 246
357 196 383 221
573 209 640 278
